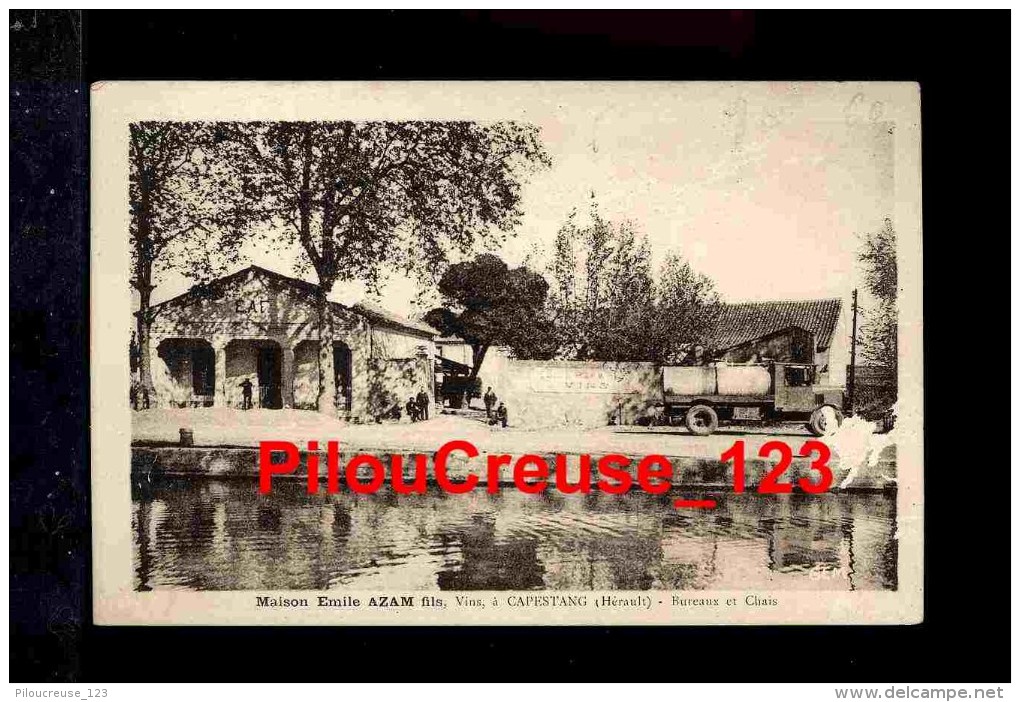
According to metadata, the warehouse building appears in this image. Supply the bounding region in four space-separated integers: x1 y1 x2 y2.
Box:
707 298 848 387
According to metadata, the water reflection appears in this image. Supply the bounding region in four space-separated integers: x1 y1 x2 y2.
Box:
132 479 897 592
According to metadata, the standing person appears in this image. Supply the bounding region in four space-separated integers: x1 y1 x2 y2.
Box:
239 378 254 410
483 386 497 418
406 396 418 423
416 388 430 421
495 401 508 428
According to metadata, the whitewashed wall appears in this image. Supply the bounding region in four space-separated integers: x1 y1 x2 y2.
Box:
484 353 662 429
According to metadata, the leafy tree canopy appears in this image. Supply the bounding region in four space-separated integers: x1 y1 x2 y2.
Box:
129 122 237 292
208 120 549 411
858 218 897 373
212 121 550 293
425 254 556 378
547 204 720 363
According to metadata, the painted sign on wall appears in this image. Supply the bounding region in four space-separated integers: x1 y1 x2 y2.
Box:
527 365 646 395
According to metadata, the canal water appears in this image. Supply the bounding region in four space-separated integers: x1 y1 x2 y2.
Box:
132 479 897 592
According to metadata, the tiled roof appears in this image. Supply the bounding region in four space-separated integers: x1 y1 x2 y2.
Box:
709 298 842 351
149 264 328 313
351 300 440 337
150 265 438 338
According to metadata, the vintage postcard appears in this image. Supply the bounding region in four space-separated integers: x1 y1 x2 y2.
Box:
91 81 922 625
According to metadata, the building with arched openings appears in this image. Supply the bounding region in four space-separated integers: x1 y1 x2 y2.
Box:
142 265 438 420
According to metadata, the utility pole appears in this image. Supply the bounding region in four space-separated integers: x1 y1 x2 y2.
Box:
848 288 859 416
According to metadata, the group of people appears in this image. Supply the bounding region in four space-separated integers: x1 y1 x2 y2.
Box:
483 386 508 428
239 376 505 428
405 389 431 423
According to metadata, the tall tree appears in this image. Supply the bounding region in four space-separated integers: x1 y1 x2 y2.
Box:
649 253 721 364
547 206 617 359
424 254 555 380
216 121 549 412
858 218 898 374
129 122 228 408
593 224 656 361
548 206 650 361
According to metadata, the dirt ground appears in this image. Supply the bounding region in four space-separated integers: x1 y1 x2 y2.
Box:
131 405 869 461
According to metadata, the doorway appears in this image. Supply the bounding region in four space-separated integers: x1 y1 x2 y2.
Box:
257 344 282 409
333 342 352 411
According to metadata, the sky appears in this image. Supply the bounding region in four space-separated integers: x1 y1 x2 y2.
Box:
149 83 896 321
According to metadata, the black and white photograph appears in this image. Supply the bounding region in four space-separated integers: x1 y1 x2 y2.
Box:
88 80 922 625
13 7 1015 689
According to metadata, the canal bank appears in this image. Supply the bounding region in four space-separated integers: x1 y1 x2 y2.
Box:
131 408 896 491
131 442 895 491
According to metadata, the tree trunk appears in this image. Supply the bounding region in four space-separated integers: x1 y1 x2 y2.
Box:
316 289 336 414
136 283 155 409
131 133 156 410
292 124 340 415
469 344 489 381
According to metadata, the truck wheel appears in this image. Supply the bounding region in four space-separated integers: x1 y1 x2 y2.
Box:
685 404 719 436
808 405 843 437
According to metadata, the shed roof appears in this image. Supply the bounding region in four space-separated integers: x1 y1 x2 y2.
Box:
709 298 842 351
351 299 440 337
436 355 472 375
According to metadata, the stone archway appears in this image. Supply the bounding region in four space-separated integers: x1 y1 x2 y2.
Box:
155 338 216 407
225 339 284 409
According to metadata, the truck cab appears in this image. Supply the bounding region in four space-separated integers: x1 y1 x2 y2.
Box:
773 362 844 413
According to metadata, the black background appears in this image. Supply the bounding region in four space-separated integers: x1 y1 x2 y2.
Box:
10 10 1010 682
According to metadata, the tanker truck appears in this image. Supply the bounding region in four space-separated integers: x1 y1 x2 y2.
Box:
660 361 845 437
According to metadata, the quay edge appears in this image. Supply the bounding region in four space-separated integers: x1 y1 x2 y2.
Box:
130 444 896 492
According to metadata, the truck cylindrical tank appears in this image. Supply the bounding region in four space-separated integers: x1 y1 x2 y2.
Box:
662 364 772 397
662 366 717 396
